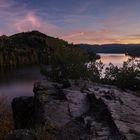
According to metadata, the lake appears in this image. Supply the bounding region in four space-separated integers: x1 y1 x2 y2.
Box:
98 53 130 67
0 53 136 102
0 66 44 102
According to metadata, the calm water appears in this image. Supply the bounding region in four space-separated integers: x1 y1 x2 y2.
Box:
0 66 44 102
98 53 131 67
0 54 137 102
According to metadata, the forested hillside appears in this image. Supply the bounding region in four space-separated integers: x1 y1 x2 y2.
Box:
0 31 68 67
80 44 140 56
127 47 140 57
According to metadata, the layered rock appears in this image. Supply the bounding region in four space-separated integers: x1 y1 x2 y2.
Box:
10 80 140 140
33 81 90 128
88 85 140 140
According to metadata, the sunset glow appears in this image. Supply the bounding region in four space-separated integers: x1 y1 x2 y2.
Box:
0 0 140 44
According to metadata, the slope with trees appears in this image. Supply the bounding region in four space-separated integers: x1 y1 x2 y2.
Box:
0 31 68 67
79 44 140 56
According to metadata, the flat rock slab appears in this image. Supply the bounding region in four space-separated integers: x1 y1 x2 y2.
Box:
89 85 140 139
64 89 89 118
11 80 140 140
34 81 90 127
43 100 71 127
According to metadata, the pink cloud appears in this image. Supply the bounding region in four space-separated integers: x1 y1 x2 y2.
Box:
15 12 41 32
0 0 139 45
13 12 63 38
61 29 115 44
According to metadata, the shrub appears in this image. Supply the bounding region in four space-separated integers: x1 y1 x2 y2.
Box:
104 58 140 90
43 46 89 82
41 45 102 83
87 60 104 82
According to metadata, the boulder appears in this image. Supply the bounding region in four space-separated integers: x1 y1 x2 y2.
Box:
89 84 140 140
33 80 89 127
11 80 140 140
64 89 89 117
12 97 34 129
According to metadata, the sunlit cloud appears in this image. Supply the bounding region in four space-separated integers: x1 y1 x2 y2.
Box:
15 12 41 32
62 29 116 44
0 0 140 44
14 12 63 37
0 1 62 37
62 29 140 45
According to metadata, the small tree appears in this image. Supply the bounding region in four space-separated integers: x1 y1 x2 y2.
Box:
104 58 140 90
49 46 89 82
104 63 119 84
87 60 104 82
41 45 103 83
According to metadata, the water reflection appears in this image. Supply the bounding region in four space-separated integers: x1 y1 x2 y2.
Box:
98 53 140 76
98 53 130 66
0 66 44 102
0 54 139 102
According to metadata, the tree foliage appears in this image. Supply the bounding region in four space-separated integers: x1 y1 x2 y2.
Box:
87 60 104 82
44 46 88 82
104 58 140 90
41 45 101 82
0 31 68 67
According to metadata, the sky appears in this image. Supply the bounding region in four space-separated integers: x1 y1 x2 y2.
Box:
0 0 140 44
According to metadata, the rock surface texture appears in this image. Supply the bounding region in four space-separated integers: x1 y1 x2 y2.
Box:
10 80 140 140
5 129 35 140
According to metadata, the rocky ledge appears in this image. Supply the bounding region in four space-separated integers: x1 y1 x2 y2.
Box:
7 80 140 140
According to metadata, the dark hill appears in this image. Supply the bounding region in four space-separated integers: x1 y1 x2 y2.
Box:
127 47 140 57
0 31 68 67
79 44 140 56
0 30 68 49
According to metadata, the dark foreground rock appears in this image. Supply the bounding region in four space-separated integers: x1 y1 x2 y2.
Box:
12 97 34 129
5 130 35 140
9 80 140 140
